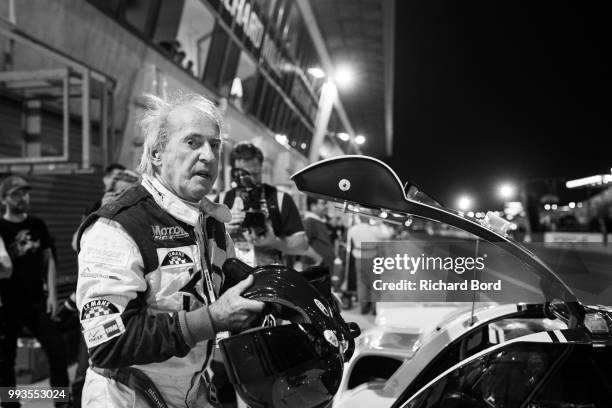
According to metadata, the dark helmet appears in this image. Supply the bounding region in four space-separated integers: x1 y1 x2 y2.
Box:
219 260 360 408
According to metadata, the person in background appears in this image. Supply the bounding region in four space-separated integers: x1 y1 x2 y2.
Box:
71 165 131 252
347 217 393 315
0 176 69 408
327 213 346 248
99 169 141 206
86 164 126 215
325 213 348 294
219 142 308 266
302 197 335 270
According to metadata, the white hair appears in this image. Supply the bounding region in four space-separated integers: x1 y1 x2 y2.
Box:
138 93 223 176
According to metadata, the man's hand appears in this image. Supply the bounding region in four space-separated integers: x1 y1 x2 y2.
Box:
46 294 58 315
227 198 246 232
209 275 264 332
229 207 245 226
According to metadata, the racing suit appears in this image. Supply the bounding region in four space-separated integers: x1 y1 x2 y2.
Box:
76 175 234 407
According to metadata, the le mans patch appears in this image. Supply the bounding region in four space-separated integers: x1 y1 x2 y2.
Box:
160 248 194 267
81 299 120 320
83 315 126 348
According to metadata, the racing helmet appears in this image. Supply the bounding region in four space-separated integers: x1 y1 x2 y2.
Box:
219 260 360 408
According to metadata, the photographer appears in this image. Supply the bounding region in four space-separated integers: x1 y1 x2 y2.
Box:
218 142 308 266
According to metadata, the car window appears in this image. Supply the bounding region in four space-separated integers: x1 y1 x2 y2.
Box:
348 356 403 390
489 318 567 344
400 343 565 408
401 317 556 402
528 344 612 407
397 313 568 405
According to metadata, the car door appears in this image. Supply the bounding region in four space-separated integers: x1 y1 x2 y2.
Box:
399 340 612 408
399 341 567 408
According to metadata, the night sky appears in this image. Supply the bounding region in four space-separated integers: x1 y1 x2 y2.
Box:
387 1 611 210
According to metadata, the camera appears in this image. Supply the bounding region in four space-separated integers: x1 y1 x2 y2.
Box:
231 168 267 236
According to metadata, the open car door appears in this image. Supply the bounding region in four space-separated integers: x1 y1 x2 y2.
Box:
291 156 583 322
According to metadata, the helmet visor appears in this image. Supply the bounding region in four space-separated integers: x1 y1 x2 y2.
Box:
219 323 343 408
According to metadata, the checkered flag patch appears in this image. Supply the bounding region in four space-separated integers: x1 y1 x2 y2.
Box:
80 300 120 320
161 250 193 267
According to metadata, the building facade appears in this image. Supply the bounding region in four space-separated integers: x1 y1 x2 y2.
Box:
0 0 354 285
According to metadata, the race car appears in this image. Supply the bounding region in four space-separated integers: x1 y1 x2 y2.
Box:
291 156 612 408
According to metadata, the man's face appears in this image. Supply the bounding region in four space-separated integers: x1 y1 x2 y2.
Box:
234 158 263 185
2 188 30 214
312 199 327 217
156 105 221 202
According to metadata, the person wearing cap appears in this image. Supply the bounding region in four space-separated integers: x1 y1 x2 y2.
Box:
75 93 263 407
0 176 70 408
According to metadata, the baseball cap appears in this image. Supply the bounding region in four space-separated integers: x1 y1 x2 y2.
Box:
0 176 31 197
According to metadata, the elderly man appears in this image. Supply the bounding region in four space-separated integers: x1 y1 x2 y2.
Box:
76 94 263 407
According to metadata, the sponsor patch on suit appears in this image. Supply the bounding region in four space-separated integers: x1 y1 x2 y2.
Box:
81 244 131 267
152 224 189 241
80 266 121 281
83 315 125 348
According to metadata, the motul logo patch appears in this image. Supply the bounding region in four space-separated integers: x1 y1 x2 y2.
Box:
152 225 189 240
